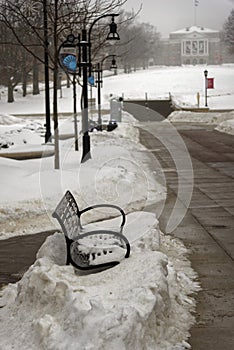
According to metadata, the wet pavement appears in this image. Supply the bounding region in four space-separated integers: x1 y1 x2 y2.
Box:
139 122 234 350
0 231 55 288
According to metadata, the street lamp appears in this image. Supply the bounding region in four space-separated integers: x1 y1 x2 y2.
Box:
58 34 80 151
81 14 120 163
58 14 120 162
204 69 208 107
106 16 121 40
94 55 118 126
43 0 52 143
88 15 120 76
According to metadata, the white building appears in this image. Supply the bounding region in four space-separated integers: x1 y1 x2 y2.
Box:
156 26 232 66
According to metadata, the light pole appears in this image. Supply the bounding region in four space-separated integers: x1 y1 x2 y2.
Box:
81 14 120 163
94 55 118 127
204 69 208 107
58 14 120 162
72 75 79 151
43 0 52 143
58 34 80 151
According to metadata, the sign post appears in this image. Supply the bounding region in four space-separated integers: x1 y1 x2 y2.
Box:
58 35 80 151
58 34 80 76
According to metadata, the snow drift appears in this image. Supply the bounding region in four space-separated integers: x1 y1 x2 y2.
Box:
0 212 199 350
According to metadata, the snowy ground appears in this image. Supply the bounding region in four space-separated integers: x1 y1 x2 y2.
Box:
0 111 166 238
0 64 233 350
1 64 234 114
103 64 234 110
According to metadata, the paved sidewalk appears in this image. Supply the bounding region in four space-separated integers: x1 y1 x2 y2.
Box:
0 231 56 287
140 123 234 350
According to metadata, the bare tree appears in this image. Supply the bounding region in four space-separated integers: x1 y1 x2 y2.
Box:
115 11 160 72
0 22 28 102
0 0 128 167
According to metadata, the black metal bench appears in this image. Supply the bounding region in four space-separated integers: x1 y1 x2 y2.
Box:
52 190 130 271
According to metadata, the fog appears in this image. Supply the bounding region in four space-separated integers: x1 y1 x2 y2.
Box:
123 0 234 37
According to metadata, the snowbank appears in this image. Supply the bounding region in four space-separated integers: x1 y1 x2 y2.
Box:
0 113 43 152
215 118 234 135
0 212 199 350
168 110 234 124
0 113 25 125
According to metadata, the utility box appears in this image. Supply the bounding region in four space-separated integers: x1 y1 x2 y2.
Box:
110 96 123 122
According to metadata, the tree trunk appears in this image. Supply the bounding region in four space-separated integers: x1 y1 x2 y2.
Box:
22 69 27 97
7 82 14 103
33 58 40 95
22 51 27 97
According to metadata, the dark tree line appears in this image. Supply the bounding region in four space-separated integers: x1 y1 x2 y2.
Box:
0 0 129 101
223 8 234 54
0 1 161 102
0 0 130 168
114 11 160 73
0 0 161 167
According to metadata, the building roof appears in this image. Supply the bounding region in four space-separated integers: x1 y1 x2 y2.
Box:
171 26 219 34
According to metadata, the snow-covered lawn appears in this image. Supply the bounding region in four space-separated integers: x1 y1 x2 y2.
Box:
0 64 233 349
102 64 234 110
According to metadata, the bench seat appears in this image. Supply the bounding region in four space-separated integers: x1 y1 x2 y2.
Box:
52 191 130 271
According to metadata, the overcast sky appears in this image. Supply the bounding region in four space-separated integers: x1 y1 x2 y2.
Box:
123 0 234 37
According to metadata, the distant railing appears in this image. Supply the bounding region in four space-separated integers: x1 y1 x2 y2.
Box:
123 93 174 118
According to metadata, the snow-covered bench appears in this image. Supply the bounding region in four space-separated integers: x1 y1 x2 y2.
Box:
52 190 131 271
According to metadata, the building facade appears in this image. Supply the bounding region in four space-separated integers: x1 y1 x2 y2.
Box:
155 26 233 66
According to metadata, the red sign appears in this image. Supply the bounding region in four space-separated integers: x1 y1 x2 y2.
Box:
207 78 214 89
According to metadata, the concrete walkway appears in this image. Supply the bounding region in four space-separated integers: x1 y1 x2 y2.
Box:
139 122 234 350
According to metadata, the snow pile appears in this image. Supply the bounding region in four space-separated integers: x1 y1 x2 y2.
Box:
0 113 24 125
168 110 234 124
215 118 234 135
0 113 44 152
0 212 199 350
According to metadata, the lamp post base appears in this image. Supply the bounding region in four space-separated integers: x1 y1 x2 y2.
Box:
45 130 52 143
81 133 91 163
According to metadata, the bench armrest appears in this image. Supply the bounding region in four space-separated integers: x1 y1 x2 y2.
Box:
79 204 126 232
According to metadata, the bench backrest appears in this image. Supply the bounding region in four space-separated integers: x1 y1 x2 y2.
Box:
52 191 81 240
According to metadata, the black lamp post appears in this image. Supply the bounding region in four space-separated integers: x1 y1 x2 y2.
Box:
81 14 120 163
43 0 52 143
58 14 120 162
58 34 80 151
94 55 118 126
204 69 208 107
